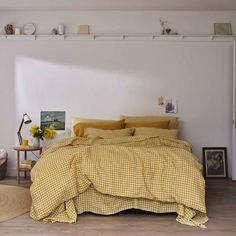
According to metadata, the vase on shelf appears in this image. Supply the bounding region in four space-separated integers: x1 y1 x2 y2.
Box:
31 137 40 148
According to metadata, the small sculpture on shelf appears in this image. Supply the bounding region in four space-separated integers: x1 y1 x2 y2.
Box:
14 27 21 35
159 19 178 35
58 24 65 35
160 19 168 35
165 28 171 35
4 24 14 35
51 28 58 35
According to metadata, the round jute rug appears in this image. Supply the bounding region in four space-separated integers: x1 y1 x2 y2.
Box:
0 185 31 222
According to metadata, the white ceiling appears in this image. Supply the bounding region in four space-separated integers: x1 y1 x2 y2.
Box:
0 0 235 11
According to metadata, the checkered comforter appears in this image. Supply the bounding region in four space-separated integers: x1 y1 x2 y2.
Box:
30 136 208 227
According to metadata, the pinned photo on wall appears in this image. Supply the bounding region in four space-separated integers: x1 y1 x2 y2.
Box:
41 111 65 130
158 96 165 107
165 99 177 114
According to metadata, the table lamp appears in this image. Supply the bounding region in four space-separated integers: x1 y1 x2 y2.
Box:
17 113 32 145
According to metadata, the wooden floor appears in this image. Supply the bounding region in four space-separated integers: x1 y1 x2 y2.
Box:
0 177 236 236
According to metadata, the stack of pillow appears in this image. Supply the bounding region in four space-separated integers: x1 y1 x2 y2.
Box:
71 116 178 139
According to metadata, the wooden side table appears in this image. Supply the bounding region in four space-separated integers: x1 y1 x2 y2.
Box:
13 146 42 184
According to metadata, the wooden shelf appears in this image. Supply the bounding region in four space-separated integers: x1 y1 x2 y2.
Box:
19 168 31 172
0 34 235 42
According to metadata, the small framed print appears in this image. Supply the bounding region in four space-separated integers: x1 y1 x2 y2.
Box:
214 23 232 35
202 147 228 178
40 111 65 130
165 99 177 114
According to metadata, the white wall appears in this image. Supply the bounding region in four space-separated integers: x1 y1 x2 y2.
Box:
0 11 235 177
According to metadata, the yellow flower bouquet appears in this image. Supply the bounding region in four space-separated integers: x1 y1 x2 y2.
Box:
30 126 57 140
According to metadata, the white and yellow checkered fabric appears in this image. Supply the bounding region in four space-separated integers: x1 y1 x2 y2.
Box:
30 136 208 227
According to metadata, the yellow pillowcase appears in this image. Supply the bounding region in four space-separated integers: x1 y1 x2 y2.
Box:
84 128 135 139
125 120 170 129
134 127 178 139
73 119 125 137
120 115 178 129
71 117 109 137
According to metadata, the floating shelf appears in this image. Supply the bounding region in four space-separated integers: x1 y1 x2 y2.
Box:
0 34 235 42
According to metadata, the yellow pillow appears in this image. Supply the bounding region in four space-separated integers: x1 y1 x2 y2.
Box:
125 120 170 129
84 128 135 139
121 115 178 129
134 128 178 139
73 119 125 137
71 117 107 137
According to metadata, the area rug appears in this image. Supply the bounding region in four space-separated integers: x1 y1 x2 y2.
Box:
0 185 31 222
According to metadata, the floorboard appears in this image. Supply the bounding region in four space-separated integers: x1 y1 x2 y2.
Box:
0 177 236 236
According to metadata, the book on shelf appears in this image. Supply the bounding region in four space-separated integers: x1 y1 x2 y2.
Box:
19 160 36 169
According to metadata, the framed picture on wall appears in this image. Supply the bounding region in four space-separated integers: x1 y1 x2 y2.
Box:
214 23 232 35
165 99 177 114
41 111 65 130
202 147 228 178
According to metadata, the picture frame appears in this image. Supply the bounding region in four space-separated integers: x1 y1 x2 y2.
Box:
40 111 65 130
202 147 228 178
165 98 177 114
214 23 232 35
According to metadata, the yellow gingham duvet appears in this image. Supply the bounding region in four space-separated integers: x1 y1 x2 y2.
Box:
30 136 208 227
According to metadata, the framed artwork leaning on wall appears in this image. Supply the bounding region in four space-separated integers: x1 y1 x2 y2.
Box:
202 147 228 178
214 23 232 35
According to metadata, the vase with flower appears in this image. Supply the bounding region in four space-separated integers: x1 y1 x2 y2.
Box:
30 126 57 147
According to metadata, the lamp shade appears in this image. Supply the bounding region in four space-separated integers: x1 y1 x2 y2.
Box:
17 113 32 145
23 113 32 124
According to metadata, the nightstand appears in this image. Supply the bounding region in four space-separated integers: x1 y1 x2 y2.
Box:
13 146 42 184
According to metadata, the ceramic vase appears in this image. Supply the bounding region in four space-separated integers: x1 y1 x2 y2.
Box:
32 137 40 148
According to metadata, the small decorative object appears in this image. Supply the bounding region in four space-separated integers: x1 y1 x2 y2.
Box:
23 23 36 35
30 125 57 147
160 19 168 35
79 25 89 35
203 147 228 178
51 28 58 35
20 160 36 170
41 111 65 130
214 23 232 35
4 24 14 35
165 28 171 35
14 27 21 35
58 24 65 35
165 99 177 114
22 139 29 147
17 113 32 145
158 96 165 106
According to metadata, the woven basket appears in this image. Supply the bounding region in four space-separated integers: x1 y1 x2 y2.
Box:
0 158 7 180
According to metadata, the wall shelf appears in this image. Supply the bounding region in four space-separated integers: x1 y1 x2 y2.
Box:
0 34 235 42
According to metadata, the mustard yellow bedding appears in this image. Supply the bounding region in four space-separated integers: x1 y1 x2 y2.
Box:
30 136 208 227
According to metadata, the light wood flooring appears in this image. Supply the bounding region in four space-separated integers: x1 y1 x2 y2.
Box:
0 177 236 236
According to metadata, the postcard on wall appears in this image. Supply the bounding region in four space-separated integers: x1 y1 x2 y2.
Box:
158 96 165 107
165 99 177 114
41 111 65 130
214 23 232 35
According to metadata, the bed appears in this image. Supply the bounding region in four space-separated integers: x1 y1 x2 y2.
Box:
30 116 208 228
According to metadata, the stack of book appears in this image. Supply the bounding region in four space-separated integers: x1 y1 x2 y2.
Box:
20 160 36 170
